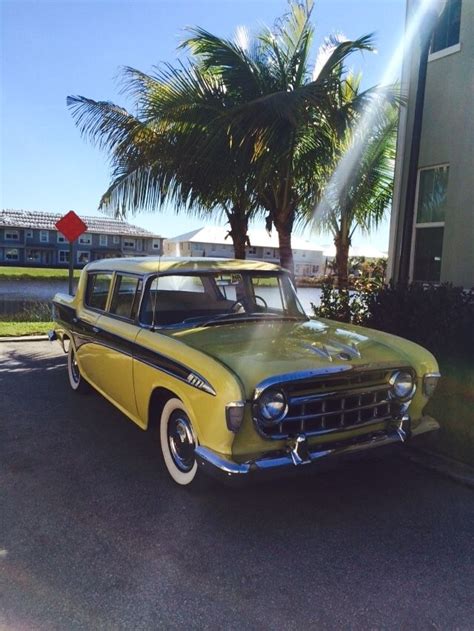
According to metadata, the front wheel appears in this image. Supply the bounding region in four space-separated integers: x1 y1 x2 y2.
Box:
67 342 90 394
160 398 199 486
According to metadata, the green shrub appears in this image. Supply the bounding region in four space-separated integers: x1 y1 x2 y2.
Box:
312 284 367 324
364 284 474 361
0 301 52 322
313 282 474 361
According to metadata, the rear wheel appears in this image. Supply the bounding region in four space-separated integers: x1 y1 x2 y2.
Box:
67 343 90 394
160 398 199 486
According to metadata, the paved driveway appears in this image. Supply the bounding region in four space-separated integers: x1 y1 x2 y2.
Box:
1 341 473 630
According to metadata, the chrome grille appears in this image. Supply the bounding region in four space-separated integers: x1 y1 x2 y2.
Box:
254 369 405 439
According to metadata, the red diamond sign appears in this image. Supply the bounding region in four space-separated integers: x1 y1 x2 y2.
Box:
55 210 88 243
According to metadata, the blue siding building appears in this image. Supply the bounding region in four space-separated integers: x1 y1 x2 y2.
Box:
0 210 163 268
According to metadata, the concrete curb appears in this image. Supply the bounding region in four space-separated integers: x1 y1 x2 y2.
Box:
399 447 474 489
0 335 49 343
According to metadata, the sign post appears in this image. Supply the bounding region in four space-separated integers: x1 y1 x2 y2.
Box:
68 240 75 295
55 211 88 295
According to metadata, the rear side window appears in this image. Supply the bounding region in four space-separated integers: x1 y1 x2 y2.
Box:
110 275 142 320
85 273 113 311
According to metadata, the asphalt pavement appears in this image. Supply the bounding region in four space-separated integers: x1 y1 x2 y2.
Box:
1 341 473 630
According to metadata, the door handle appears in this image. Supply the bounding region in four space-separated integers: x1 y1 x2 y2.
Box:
92 326 101 334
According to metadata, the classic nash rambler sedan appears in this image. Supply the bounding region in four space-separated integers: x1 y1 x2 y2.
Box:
51 257 441 487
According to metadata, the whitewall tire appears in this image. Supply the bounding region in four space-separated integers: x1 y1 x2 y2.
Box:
67 343 90 394
160 398 199 486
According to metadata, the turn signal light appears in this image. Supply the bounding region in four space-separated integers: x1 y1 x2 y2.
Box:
423 373 441 397
225 402 245 433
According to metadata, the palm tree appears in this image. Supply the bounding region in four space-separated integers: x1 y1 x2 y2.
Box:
312 99 398 288
181 3 376 274
68 62 261 258
67 1 379 270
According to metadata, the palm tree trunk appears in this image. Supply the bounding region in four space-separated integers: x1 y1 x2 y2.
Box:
276 222 294 276
227 208 249 259
334 232 350 289
232 231 247 259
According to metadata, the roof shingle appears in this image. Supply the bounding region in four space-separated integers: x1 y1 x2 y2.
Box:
1 209 161 238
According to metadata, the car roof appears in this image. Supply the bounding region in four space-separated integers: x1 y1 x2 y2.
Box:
85 256 284 275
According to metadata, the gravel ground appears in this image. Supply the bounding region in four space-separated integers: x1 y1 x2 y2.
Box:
1 341 473 630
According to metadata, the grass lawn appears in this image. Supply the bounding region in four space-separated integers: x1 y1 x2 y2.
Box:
0 266 80 281
0 321 54 337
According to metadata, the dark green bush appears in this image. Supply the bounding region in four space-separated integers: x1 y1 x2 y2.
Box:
0 301 52 322
311 284 368 325
313 283 474 361
365 283 474 360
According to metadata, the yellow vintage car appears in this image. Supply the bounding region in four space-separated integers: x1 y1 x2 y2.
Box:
51 257 440 487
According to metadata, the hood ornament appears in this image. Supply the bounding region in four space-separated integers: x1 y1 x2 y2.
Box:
306 339 361 362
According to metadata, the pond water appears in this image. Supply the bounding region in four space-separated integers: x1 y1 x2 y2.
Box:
257 286 321 315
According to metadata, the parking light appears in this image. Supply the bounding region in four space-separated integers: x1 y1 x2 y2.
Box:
226 401 246 433
423 373 441 397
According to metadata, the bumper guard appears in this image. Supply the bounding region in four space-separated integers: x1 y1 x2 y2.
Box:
194 415 439 484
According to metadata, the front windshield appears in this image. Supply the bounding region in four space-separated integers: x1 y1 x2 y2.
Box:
141 271 307 327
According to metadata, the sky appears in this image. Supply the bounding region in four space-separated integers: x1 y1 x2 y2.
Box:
1 0 406 251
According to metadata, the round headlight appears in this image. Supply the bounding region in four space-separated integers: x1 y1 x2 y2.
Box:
390 370 415 400
258 389 288 425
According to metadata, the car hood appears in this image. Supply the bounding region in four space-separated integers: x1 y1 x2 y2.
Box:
168 318 427 397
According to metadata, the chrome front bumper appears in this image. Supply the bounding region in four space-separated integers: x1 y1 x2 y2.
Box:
195 415 439 484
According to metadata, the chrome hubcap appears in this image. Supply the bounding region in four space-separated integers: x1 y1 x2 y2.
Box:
168 413 196 472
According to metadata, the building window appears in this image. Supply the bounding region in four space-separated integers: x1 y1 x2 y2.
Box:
136 239 142 252
58 250 70 264
431 0 461 54
5 248 19 261
26 230 33 239
79 234 92 245
5 230 20 241
77 250 90 265
57 232 67 243
113 235 120 244
152 238 161 250
40 230 49 243
412 165 448 282
123 239 136 249
247 246 257 255
26 249 41 263
99 234 108 246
